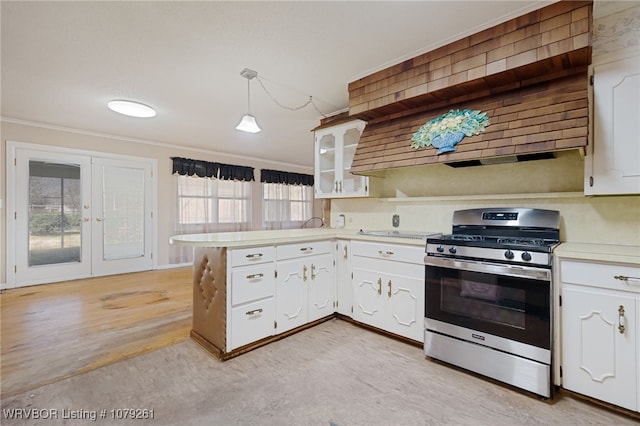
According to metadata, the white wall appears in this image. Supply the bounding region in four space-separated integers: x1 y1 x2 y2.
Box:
330 150 640 246
0 120 317 284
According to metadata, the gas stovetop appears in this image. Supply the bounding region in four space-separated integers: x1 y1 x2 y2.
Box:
425 208 560 267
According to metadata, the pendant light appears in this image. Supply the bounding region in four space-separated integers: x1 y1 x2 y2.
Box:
235 68 261 133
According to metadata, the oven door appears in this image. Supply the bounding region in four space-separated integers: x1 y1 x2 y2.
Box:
425 256 551 356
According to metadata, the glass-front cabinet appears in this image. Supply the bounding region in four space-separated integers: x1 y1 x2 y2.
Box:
314 119 369 198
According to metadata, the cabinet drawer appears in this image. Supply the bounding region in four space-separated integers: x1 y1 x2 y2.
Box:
231 264 276 306
276 240 332 260
230 246 275 267
230 298 275 350
559 259 640 293
352 255 423 278
351 241 424 265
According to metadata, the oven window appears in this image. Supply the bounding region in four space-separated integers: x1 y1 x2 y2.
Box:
426 266 550 349
443 274 526 329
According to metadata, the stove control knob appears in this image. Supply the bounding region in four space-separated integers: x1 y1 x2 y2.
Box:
448 246 457 254
521 252 532 262
504 249 515 259
437 245 445 253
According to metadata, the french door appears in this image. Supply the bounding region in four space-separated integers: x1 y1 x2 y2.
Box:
8 143 156 287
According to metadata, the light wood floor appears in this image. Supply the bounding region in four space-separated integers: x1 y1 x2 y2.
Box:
0 267 192 398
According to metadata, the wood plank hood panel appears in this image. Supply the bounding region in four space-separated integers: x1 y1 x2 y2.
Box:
348 0 592 175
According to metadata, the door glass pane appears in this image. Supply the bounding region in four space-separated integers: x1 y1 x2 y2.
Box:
102 166 145 260
28 161 82 266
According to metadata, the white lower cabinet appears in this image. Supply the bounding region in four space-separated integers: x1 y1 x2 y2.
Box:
560 258 640 412
351 241 424 342
275 241 334 334
336 240 352 317
227 246 277 351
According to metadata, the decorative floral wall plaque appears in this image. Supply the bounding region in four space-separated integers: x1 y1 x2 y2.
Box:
411 109 490 154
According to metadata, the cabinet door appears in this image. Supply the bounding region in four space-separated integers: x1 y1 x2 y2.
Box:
352 266 385 330
308 253 335 322
340 126 368 197
315 131 338 198
562 286 637 411
386 267 425 342
276 258 308 333
586 54 640 195
336 240 352 317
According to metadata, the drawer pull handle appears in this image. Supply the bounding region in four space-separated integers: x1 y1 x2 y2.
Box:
378 250 394 256
246 273 263 280
300 247 314 252
614 275 640 284
377 278 382 295
246 253 263 259
618 305 626 334
246 308 263 316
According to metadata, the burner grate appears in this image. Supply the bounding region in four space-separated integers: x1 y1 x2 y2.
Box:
496 237 546 247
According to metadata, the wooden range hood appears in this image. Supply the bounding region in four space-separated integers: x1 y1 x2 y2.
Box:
347 0 592 175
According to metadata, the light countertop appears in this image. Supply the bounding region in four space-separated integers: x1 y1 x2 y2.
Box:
555 242 640 265
169 228 439 248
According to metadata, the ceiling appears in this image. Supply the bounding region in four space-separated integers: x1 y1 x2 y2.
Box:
1 1 553 169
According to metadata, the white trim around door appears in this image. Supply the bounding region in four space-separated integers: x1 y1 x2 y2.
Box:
5 141 158 289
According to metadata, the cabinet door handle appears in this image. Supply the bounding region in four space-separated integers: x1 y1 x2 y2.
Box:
335 181 339 192
615 275 640 284
303 265 308 282
338 181 343 192
311 264 316 280
377 278 382 295
618 305 626 334
343 244 348 259
387 280 392 298
95 217 105 222
246 308 263 316
378 250 394 256
300 247 314 253
246 273 264 280
246 253 263 259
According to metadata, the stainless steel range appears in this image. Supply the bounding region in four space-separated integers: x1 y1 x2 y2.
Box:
424 207 560 398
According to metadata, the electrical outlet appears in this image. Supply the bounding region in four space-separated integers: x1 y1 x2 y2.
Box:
392 214 400 228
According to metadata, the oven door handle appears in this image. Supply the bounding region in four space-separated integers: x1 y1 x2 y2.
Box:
424 256 551 281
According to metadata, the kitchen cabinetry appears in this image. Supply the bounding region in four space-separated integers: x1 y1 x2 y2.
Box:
585 51 640 195
276 241 334 334
559 257 640 412
336 240 352 317
227 246 277 351
314 119 369 198
351 241 424 342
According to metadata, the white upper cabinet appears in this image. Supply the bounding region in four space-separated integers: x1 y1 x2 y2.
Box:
314 119 369 198
586 52 640 195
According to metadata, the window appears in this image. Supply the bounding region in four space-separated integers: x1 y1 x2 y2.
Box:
176 175 251 230
263 182 313 229
172 175 252 264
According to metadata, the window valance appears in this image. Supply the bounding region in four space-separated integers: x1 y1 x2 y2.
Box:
171 157 255 182
260 169 314 186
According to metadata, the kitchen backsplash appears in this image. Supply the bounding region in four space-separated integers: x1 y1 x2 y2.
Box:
331 150 639 246
331 193 640 246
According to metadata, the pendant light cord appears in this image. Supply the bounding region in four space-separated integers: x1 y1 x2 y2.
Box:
256 76 328 118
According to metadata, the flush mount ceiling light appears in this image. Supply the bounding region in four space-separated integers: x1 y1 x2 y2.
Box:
107 100 156 118
235 68 261 133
